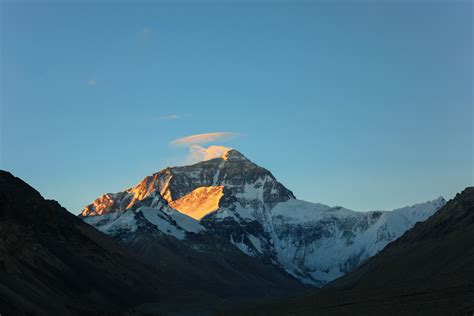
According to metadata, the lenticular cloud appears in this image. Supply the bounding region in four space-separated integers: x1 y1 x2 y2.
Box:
171 132 237 146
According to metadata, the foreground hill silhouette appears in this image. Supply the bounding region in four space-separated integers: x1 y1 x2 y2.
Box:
0 171 163 315
244 187 474 315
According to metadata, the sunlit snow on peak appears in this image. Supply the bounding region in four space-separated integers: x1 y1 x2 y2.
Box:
188 145 232 163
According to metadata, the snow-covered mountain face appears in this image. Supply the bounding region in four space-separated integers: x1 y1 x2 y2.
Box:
268 197 445 285
81 149 293 218
83 196 205 242
80 148 446 286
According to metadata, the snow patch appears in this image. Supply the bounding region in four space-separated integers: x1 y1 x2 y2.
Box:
230 235 255 256
139 207 186 240
84 210 138 234
248 234 262 253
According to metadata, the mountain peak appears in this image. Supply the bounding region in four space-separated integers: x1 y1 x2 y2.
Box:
188 145 249 163
222 149 247 161
79 146 294 219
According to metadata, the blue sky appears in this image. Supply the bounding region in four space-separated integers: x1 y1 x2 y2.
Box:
1 1 472 214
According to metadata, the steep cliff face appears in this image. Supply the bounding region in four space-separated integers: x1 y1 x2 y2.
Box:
80 148 445 285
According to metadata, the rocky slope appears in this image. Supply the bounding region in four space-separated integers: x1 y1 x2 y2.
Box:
80 148 446 285
0 170 161 315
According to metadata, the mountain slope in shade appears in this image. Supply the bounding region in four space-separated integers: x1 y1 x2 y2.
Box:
115 219 307 314
0 171 161 315
266 196 445 285
248 187 474 315
80 148 445 286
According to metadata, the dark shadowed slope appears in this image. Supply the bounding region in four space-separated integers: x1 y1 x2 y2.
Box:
124 229 308 315
0 170 161 315
242 187 474 315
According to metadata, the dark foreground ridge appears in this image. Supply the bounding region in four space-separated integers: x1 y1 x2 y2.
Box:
240 187 474 315
0 170 305 315
0 170 161 315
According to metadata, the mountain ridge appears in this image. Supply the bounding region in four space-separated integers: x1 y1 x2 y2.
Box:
80 148 446 285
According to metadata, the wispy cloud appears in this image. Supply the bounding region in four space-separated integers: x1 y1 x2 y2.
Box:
188 145 232 163
160 114 180 120
87 79 96 86
171 132 238 146
143 27 152 39
155 113 192 121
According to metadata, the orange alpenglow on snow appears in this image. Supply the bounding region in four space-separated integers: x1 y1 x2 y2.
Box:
125 174 161 208
81 194 115 216
169 186 224 220
188 145 232 163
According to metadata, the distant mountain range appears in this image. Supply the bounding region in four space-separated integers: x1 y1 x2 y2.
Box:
79 148 445 285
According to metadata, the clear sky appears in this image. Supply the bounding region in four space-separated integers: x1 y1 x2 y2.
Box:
1 0 472 214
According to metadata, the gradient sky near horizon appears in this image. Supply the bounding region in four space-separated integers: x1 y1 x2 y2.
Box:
1 0 472 214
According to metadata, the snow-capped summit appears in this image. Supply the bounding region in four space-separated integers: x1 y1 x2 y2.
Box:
222 148 248 161
188 145 233 163
80 147 446 286
80 147 293 220
188 145 248 162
